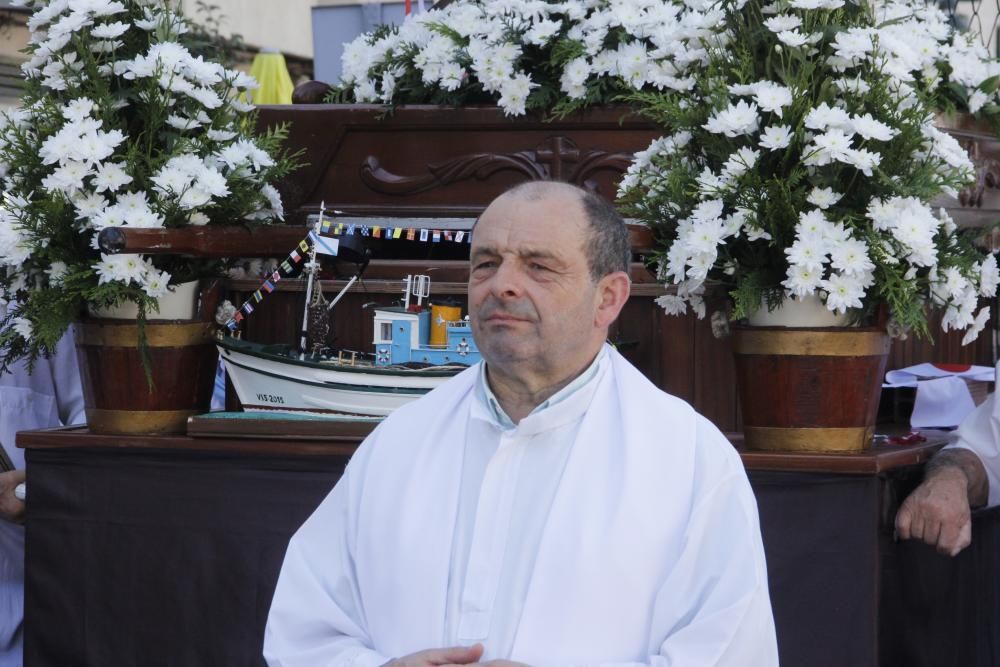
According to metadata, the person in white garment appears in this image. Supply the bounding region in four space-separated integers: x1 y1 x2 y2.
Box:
896 375 1000 556
264 181 778 667
0 328 85 667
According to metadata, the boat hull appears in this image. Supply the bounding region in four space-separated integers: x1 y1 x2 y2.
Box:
218 339 465 417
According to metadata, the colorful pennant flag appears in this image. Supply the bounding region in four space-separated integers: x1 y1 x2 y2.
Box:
298 239 309 253
262 280 274 294
456 231 465 243
394 228 403 239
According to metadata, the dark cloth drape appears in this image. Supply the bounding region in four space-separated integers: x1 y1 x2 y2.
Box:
22 449 1000 667
24 448 349 667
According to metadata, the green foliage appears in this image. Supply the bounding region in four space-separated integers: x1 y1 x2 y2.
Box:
0 1 299 373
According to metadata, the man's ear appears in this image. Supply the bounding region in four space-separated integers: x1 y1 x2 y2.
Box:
594 271 631 328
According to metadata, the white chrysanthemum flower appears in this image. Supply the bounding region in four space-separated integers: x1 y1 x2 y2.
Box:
73 191 108 220
261 183 284 220
753 82 792 117
776 30 809 48
497 73 536 116
807 187 842 209
142 265 171 298
764 15 802 33
721 146 760 179
655 294 687 315
785 235 828 271
703 99 759 137
979 254 999 297
11 316 32 340
63 97 95 122
830 27 875 62
844 147 881 177
91 20 128 39
92 162 133 192
46 261 68 285
166 114 201 131
804 102 852 131
804 128 854 167
560 56 591 99
758 124 792 150
968 90 990 114
783 263 822 297
851 113 898 141
830 238 874 275
188 211 210 226
962 307 991 345
151 166 191 194
821 272 866 314
94 252 146 285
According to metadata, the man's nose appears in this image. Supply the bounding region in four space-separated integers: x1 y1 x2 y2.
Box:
491 261 525 299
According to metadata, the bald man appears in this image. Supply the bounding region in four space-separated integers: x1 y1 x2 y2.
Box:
264 182 778 667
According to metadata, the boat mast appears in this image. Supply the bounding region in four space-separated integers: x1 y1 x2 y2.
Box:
298 202 325 359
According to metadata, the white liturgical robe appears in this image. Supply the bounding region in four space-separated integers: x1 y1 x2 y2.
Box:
264 346 778 667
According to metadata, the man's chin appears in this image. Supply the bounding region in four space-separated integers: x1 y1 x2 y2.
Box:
479 341 535 367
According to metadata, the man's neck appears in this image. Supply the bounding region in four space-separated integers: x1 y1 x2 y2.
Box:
485 350 600 424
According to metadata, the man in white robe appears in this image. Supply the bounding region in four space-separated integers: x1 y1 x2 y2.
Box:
265 182 778 666
896 367 1000 556
0 329 85 667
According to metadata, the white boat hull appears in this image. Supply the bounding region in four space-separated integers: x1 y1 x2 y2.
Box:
218 343 460 417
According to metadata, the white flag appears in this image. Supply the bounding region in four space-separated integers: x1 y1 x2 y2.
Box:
309 231 340 256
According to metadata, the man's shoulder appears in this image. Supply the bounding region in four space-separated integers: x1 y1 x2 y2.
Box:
608 347 700 419
608 348 741 472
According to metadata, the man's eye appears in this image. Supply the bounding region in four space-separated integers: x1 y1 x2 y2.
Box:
473 261 496 271
530 263 550 272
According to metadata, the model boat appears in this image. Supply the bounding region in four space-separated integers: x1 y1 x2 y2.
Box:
218 221 481 417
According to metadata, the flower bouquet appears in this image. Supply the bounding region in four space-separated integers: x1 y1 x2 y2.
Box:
333 0 723 117
618 0 998 343
872 0 1000 128
0 0 297 372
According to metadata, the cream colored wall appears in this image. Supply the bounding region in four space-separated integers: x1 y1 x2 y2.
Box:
0 22 26 56
178 0 315 60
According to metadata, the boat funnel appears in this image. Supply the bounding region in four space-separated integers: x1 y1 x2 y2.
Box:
430 302 462 347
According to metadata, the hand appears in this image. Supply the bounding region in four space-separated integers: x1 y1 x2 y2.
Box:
385 644 484 667
896 466 972 557
0 470 25 524
474 661 531 667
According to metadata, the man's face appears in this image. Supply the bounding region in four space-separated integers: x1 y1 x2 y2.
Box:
468 192 604 381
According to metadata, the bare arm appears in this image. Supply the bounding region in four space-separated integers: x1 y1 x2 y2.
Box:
896 448 989 556
926 448 989 508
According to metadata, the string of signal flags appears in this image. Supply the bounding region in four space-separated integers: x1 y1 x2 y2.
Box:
224 205 472 331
